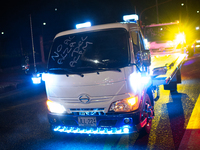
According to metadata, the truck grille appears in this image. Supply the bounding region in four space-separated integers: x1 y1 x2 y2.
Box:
98 120 117 126
70 108 105 116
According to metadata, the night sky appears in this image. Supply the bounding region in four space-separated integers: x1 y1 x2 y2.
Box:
0 0 199 68
1 0 199 34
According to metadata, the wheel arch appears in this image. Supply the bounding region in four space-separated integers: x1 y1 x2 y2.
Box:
146 86 154 107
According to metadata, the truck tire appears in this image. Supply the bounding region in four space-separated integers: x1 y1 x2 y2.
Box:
163 82 177 93
139 93 154 134
164 68 181 92
176 68 181 84
166 82 177 93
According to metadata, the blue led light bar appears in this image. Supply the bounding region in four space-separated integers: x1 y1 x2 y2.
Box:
53 125 132 134
32 77 41 84
32 74 41 84
76 22 91 29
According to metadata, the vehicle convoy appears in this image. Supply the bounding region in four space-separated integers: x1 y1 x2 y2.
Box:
35 15 186 135
191 39 200 52
142 21 191 56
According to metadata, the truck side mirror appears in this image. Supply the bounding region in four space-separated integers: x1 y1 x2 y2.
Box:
142 50 151 67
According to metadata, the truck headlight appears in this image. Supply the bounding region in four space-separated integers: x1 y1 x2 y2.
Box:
109 96 139 112
46 100 66 114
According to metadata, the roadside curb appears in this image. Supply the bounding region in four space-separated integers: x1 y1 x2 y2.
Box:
0 62 46 95
0 81 31 95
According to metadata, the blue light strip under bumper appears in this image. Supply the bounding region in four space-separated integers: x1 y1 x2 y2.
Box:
53 125 133 134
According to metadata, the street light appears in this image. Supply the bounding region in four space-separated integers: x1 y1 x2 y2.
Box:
139 0 173 26
197 11 199 14
1 32 4 35
181 3 184 6
29 14 37 73
43 22 46 26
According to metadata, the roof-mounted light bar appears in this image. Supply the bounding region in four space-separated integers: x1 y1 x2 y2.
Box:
76 22 91 29
123 14 138 22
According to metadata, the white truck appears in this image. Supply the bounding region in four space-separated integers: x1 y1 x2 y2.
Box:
35 15 185 135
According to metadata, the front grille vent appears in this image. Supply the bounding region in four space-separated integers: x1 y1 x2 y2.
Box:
70 108 105 116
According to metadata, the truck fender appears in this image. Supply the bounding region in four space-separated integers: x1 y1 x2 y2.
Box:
136 87 154 134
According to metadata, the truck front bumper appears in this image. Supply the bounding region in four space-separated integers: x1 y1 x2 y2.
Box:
48 111 145 134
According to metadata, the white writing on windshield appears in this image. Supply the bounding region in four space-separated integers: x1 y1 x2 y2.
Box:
51 36 93 67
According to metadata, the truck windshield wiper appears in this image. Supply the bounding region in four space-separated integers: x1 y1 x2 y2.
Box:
49 68 73 72
48 68 84 77
96 67 121 72
49 67 121 77
75 66 122 75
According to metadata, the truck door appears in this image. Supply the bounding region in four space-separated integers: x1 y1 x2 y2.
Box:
130 30 146 67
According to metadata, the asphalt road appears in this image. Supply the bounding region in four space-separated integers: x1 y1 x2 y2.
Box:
0 54 200 150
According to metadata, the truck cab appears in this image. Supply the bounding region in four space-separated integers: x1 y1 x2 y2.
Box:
43 15 155 135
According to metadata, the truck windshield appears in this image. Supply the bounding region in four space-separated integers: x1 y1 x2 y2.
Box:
48 28 129 74
143 24 180 42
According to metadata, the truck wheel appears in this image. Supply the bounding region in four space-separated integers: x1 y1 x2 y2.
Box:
139 93 154 134
164 82 177 93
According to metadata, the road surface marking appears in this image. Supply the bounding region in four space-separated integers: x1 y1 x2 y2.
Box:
187 94 200 129
0 99 45 113
179 94 200 150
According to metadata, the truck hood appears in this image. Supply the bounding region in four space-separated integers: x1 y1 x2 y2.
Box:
44 69 127 98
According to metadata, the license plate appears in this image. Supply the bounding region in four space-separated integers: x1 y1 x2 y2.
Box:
78 117 97 127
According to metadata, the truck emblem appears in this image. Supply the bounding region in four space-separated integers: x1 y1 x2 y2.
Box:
79 94 91 104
